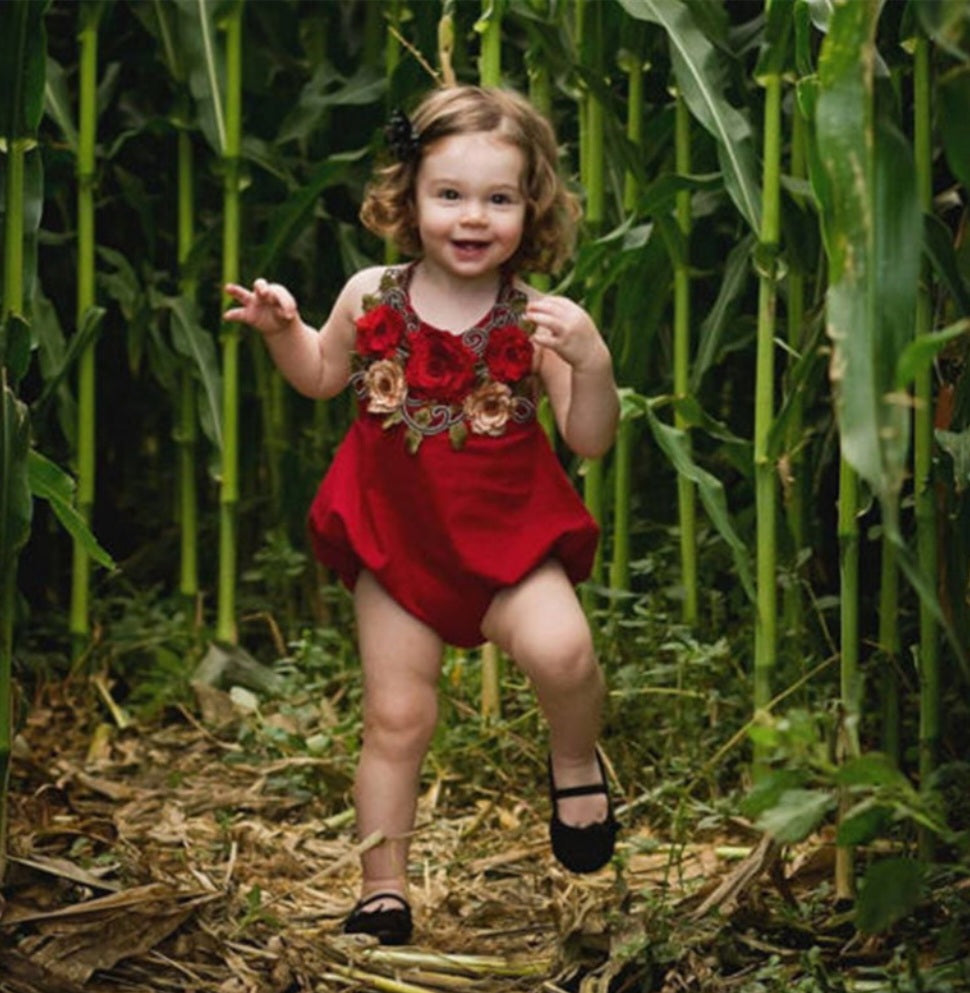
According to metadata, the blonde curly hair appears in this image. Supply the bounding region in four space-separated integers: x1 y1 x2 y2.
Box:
360 85 581 275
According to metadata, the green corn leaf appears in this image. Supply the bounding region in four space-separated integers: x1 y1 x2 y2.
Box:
32 305 106 417
913 0 970 63
636 171 722 219
1 314 30 389
936 427 970 494
174 0 230 157
129 0 185 82
895 319 970 388
793 0 816 77
0 0 48 140
691 232 758 391
755 0 795 83
640 398 756 603
938 66 970 191
254 149 367 274
813 0 920 517
43 56 78 151
617 0 762 233
27 449 114 570
276 64 386 147
0 384 32 590
164 294 223 454
923 213 970 316
766 311 827 458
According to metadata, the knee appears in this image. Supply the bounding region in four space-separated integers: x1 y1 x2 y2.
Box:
362 689 438 755
524 622 601 695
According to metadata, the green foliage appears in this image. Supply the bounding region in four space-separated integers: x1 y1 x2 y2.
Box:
618 0 762 232
28 450 113 569
744 708 966 935
855 857 924 935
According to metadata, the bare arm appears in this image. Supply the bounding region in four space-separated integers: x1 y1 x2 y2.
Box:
223 267 383 400
527 293 619 459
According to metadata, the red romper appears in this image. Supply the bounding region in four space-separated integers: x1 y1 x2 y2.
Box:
307 264 599 648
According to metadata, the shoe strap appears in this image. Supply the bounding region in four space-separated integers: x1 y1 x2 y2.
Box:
552 781 608 800
356 891 410 912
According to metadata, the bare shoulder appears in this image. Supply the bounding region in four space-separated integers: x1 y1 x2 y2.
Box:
339 263 409 318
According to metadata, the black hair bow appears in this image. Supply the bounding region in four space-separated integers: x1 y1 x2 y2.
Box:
384 108 421 163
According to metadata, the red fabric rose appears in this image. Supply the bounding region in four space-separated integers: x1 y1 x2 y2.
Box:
406 327 478 404
484 324 533 383
356 304 406 359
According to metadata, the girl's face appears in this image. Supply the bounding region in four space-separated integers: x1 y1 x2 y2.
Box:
413 131 527 280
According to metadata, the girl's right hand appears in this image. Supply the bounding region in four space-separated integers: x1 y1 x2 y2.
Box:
223 278 301 337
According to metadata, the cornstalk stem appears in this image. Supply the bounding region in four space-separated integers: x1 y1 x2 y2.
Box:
70 10 99 651
609 57 643 595
783 107 807 636
836 454 860 900
217 4 242 644
479 0 501 86
576 0 605 590
610 417 632 590
913 32 937 859
177 127 199 603
2 144 24 322
753 71 782 715
478 0 503 718
878 534 900 765
674 95 697 624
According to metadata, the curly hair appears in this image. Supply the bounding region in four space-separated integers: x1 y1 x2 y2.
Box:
360 86 581 275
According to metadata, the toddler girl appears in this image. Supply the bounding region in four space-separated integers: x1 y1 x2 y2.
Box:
224 85 620 946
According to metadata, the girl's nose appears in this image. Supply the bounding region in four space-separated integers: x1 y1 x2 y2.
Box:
461 199 487 223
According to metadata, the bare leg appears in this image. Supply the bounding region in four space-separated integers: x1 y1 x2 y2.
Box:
481 560 608 826
352 571 443 906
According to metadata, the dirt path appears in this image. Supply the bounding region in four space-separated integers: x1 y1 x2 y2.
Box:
10 681 910 992
0 681 759 992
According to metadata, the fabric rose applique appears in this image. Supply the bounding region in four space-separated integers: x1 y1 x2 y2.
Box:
351 274 537 453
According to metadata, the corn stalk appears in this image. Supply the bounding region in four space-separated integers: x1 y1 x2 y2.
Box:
608 48 644 595
477 0 504 719
672 94 697 624
217 1 243 644
176 124 200 608
752 0 791 718
69 2 103 656
810 0 922 898
782 88 810 639
912 30 938 860
575 0 606 592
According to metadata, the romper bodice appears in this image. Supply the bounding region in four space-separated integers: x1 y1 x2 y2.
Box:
349 264 539 453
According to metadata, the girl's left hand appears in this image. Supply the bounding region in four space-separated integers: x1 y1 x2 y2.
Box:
525 296 606 371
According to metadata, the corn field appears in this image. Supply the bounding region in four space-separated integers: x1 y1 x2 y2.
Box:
2 0 970 986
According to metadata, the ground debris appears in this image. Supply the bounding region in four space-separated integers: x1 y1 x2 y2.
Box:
2 682 968 992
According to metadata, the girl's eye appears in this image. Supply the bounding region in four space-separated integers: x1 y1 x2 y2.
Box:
439 189 460 200
491 193 511 205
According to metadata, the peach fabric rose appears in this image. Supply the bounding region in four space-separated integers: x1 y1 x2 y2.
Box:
463 382 512 437
364 359 407 413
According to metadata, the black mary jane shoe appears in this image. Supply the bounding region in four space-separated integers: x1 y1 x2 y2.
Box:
548 751 620 874
343 891 413 945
